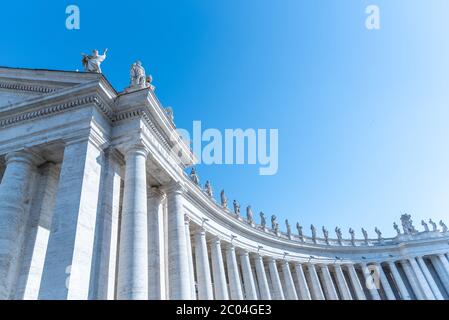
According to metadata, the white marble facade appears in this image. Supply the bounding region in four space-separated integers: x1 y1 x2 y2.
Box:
0 66 449 300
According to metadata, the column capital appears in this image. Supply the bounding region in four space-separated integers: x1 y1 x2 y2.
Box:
237 249 250 257
148 186 165 202
123 140 150 158
5 149 44 167
164 181 187 195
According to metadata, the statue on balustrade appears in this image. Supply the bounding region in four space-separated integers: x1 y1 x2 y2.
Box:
274 222 280 234
129 60 147 90
349 228 356 246
374 227 383 240
286 220 292 238
233 200 241 216
271 215 278 230
421 220 429 232
146 74 156 91
246 206 254 224
204 181 213 197
190 167 200 185
335 227 343 244
296 223 304 242
260 212 267 228
311 225 317 243
440 220 448 233
401 214 417 234
220 190 228 209
429 219 438 232
82 48 108 73
393 222 401 236
165 107 174 122
362 228 369 244
322 226 329 244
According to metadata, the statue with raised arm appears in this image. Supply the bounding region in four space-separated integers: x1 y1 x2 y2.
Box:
260 212 267 228
246 206 254 224
421 220 429 232
271 215 277 230
374 227 382 240
296 223 304 241
440 220 448 233
233 200 240 216
362 228 369 244
429 219 438 231
335 227 343 244
286 220 292 238
204 180 213 197
322 226 329 244
393 222 401 236
129 60 147 89
401 214 417 234
82 49 108 73
190 167 200 185
349 228 356 246
220 190 228 209
311 225 317 243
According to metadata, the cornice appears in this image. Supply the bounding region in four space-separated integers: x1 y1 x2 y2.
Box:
0 81 59 94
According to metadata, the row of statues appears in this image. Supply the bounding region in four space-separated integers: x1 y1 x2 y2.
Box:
189 168 449 245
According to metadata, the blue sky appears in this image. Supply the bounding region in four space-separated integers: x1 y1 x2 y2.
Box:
1 1 448 238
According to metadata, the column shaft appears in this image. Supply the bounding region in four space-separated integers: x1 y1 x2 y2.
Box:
333 265 352 300
294 264 311 300
194 228 213 300
306 264 325 300
401 260 425 300
375 263 396 300
360 263 381 300
281 261 298 300
387 261 411 300
210 238 229 300
409 258 435 300
319 265 338 300
225 245 244 300
184 217 196 299
254 255 271 299
267 258 285 300
239 252 258 300
346 264 366 300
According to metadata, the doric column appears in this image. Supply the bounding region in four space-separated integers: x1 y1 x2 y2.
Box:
39 137 104 300
281 261 298 300
225 245 244 300
416 257 443 300
0 150 41 299
254 255 272 299
374 263 396 300
194 228 213 300
293 263 311 300
184 216 196 299
267 257 285 300
166 182 191 300
147 187 165 300
239 251 258 299
431 255 449 294
117 143 149 300
319 265 338 300
333 265 352 300
408 257 435 300
346 264 366 300
210 237 229 300
400 260 425 300
306 264 325 300
360 263 381 300
387 261 411 300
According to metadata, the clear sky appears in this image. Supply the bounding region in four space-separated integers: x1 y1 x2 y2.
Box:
1 0 448 238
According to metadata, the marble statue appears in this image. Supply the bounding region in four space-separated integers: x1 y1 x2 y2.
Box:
274 222 280 234
421 220 429 232
362 228 369 244
260 212 267 228
296 223 304 241
246 206 254 224
190 167 200 185
129 60 146 89
440 220 448 233
146 75 156 91
271 215 277 230
322 227 329 244
286 220 292 238
311 225 317 243
220 190 228 208
429 219 438 232
349 228 356 246
165 107 174 122
204 181 213 197
82 49 108 73
393 222 401 236
233 200 241 216
401 214 417 234
375 227 382 240
335 227 343 244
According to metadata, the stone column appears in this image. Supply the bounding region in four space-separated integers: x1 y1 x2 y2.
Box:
431 255 449 295
293 263 311 300
400 260 425 300
416 257 443 300
346 264 366 300
360 263 381 300
267 257 285 300
254 255 272 299
281 261 298 300
166 182 191 300
210 237 229 300
387 261 411 300
39 137 104 300
116 143 149 300
306 264 325 300
194 228 214 300
0 150 41 299
374 263 396 300
225 245 243 300
184 216 196 299
319 265 338 300
239 251 258 299
333 265 352 300
147 187 165 300
408 257 435 300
